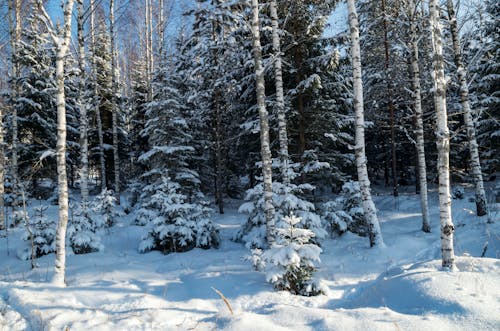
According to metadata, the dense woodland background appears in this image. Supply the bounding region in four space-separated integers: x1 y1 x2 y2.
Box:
0 0 497 291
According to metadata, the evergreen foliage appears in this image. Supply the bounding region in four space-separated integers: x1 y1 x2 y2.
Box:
68 202 103 254
18 205 55 260
253 214 325 296
138 175 219 254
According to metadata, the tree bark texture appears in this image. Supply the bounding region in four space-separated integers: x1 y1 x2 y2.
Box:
430 0 455 270
347 0 384 247
110 0 121 201
77 0 89 204
446 0 488 217
251 0 276 245
270 0 290 187
408 0 430 233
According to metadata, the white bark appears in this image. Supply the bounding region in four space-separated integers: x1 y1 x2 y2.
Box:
90 0 106 191
347 0 384 247
269 0 290 187
429 0 455 270
446 0 488 217
77 0 89 204
408 0 430 232
37 0 75 286
251 0 275 245
8 0 20 201
110 0 120 201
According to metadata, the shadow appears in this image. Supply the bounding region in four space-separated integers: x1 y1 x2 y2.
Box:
324 267 466 316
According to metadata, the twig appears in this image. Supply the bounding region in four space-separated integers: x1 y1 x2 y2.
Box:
211 287 234 315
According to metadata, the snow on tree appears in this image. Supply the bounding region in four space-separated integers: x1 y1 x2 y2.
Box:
347 0 384 247
68 202 103 254
236 164 327 249
18 205 55 261
254 213 325 296
138 175 219 254
92 189 119 228
321 181 367 237
429 0 455 270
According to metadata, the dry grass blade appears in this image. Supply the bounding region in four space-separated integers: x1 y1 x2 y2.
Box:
211 287 234 315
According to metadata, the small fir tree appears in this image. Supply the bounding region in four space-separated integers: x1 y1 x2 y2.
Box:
18 205 56 261
92 189 119 228
67 202 103 254
139 175 220 254
255 213 325 296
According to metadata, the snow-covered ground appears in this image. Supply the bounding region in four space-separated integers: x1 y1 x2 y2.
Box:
0 185 498 330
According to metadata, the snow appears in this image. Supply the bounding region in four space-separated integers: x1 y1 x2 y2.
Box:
0 187 499 330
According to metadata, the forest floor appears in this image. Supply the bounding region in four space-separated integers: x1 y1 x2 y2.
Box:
0 183 498 330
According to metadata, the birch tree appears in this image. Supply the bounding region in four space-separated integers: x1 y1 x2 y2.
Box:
8 0 20 203
429 0 455 270
110 0 120 200
36 0 75 286
251 0 275 245
407 0 430 232
269 0 290 186
347 0 384 247
77 0 89 204
446 0 488 217
90 0 107 191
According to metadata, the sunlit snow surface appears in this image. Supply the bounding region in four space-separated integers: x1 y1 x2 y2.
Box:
0 185 498 330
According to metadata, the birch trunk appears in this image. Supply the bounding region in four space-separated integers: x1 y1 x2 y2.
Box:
251 0 275 245
408 0 430 232
110 0 120 201
446 0 488 217
90 0 107 191
381 0 398 197
429 0 455 270
347 0 384 247
269 0 290 186
8 0 20 203
37 0 75 286
0 90 4 230
77 0 89 204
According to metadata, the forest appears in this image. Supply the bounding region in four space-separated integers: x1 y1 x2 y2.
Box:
0 0 498 329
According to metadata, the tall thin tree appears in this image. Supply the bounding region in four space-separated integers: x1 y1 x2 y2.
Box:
408 0 430 232
36 0 76 286
90 0 107 191
269 0 290 187
251 0 275 245
429 0 455 270
446 0 488 217
8 0 20 204
110 0 120 200
347 0 384 247
77 0 89 204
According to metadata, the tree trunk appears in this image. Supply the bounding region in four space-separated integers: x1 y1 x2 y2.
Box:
8 0 20 204
347 0 384 247
408 0 430 233
381 0 398 197
37 0 75 286
270 0 290 187
77 0 89 204
90 0 107 192
446 0 488 217
430 0 455 270
251 0 275 245
110 0 120 201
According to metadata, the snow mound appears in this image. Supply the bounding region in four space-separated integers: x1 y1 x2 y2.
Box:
337 257 500 324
